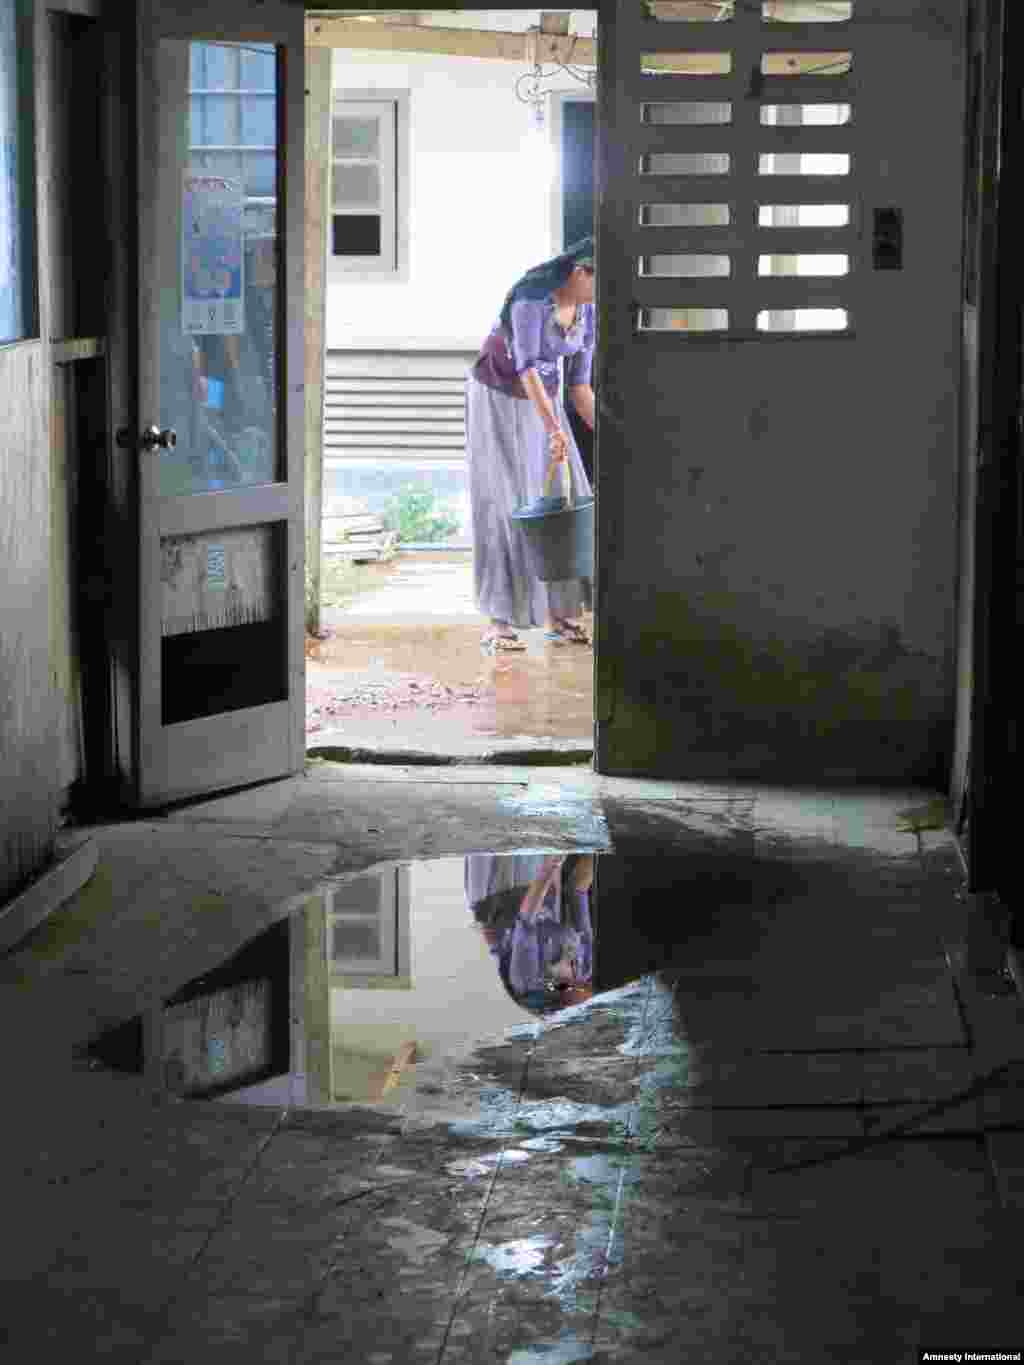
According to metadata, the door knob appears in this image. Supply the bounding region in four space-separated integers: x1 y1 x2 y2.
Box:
117 425 177 451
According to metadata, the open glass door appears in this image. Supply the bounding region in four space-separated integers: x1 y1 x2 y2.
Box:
131 0 303 805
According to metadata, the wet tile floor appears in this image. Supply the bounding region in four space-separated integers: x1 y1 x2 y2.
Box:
307 555 593 751
4 820 1023 1363
306 626 593 752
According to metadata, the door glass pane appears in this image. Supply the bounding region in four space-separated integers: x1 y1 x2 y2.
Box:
241 93 276 147
190 93 236 145
240 45 275 90
158 40 279 497
244 150 276 197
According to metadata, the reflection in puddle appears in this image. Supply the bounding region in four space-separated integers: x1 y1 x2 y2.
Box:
83 852 610 1110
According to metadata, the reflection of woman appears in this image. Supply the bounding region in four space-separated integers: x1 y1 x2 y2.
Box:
466 239 596 654
466 854 594 1013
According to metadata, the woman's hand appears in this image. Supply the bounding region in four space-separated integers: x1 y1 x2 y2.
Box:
548 429 569 463
519 857 564 920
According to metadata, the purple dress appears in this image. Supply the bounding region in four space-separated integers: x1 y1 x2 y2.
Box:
464 854 594 1004
465 298 595 628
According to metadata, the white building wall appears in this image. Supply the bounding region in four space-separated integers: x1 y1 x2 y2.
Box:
327 49 589 351
329 858 532 1064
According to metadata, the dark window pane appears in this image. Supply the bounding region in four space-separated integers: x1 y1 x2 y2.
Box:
333 116 379 156
331 921 381 961
333 214 381 257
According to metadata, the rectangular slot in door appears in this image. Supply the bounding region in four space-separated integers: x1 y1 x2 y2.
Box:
640 152 731 175
642 53 733 75
640 203 732 226
642 101 732 125
160 522 287 724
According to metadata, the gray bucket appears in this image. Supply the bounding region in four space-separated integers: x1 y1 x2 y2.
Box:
512 491 595 582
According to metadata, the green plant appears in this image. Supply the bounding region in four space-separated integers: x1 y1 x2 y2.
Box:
319 556 377 608
383 485 460 544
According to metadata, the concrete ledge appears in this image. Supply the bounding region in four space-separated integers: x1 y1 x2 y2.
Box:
307 735 593 767
0 833 99 953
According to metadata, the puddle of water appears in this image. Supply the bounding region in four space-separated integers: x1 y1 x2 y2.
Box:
519 1136 566 1153
444 1148 531 1178
82 852 622 1111
506 1334 596 1365
472 1235 555 1277
78 843 830 1117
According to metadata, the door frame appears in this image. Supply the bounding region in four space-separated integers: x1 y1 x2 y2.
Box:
965 0 1023 902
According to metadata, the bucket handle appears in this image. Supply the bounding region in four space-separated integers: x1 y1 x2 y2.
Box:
543 451 574 507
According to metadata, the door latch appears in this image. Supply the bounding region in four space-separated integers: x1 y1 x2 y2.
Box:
116 425 177 451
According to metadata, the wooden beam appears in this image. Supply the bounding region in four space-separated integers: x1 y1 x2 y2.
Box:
304 47 331 636
369 1040 418 1099
305 16 596 66
540 12 571 36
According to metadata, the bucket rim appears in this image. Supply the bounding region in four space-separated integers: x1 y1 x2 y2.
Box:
511 495 595 523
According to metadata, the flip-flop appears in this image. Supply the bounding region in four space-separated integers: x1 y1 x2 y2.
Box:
481 632 527 654
545 622 591 646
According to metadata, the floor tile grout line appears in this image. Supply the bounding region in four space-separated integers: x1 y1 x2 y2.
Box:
434 1022 542 1365
588 973 659 1353
294 1108 423 1331
136 1106 291 1365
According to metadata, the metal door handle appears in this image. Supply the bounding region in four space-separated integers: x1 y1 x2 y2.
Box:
116 425 177 451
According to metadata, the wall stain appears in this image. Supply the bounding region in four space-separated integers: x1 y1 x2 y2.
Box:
603 592 949 781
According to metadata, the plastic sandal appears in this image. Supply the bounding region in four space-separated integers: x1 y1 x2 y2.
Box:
481 631 527 654
545 621 591 646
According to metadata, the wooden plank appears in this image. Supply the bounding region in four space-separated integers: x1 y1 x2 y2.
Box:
378 1041 418 1097
305 46 332 635
541 13 571 37
305 16 596 66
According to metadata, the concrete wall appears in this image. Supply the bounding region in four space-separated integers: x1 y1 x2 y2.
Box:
327 48 585 350
594 1 967 784
0 340 55 901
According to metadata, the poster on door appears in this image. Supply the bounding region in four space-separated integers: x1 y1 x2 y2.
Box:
181 172 244 336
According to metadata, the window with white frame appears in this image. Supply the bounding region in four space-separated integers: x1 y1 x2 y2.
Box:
331 96 400 274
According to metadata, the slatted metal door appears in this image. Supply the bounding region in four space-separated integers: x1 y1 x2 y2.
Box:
595 0 966 781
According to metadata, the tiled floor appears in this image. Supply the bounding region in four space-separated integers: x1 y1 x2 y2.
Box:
1 766 1022 1363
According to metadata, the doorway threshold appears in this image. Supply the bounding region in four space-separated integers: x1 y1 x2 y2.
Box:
306 735 593 767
